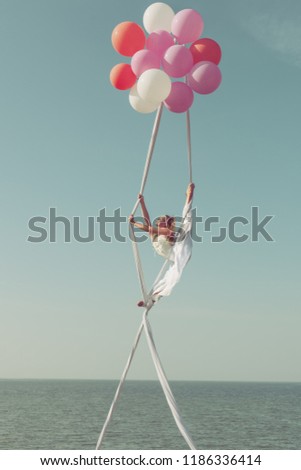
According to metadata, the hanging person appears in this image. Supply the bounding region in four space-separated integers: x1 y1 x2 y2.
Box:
129 182 195 307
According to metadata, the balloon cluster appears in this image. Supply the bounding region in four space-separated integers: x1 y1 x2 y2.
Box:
110 3 222 114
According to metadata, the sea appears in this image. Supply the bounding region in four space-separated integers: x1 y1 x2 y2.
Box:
0 380 300 450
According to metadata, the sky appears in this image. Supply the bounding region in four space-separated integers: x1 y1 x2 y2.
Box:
0 0 300 382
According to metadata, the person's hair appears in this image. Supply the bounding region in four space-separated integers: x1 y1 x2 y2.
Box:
155 215 175 228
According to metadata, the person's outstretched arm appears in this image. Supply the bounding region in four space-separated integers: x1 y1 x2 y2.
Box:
138 194 151 226
128 215 150 233
129 216 173 238
186 183 195 205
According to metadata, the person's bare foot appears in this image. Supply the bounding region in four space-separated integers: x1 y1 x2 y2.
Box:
137 300 145 307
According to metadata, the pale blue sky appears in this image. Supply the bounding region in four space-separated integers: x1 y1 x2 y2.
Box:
0 0 300 381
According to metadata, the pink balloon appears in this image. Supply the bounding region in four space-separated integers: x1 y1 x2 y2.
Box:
164 82 194 113
187 61 222 94
146 30 174 60
171 9 204 45
162 45 193 78
131 49 161 77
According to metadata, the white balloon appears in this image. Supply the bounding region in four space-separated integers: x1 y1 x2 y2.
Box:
129 84 160 114
137 69 172 103
143 2 175 34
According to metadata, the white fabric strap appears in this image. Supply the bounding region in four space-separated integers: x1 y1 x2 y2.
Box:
186 110 193 184
142 314 196 449
139 104 163 198
129 222 148 303
95 309 150 450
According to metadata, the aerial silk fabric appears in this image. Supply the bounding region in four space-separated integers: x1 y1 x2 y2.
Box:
150 199 192 301
96 104 197 450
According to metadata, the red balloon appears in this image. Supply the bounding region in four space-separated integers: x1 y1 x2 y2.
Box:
110 63 136 90
190 38 222 65
112 22 146 57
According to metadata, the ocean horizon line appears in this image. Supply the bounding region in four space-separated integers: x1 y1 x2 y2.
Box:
1 377 300 384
